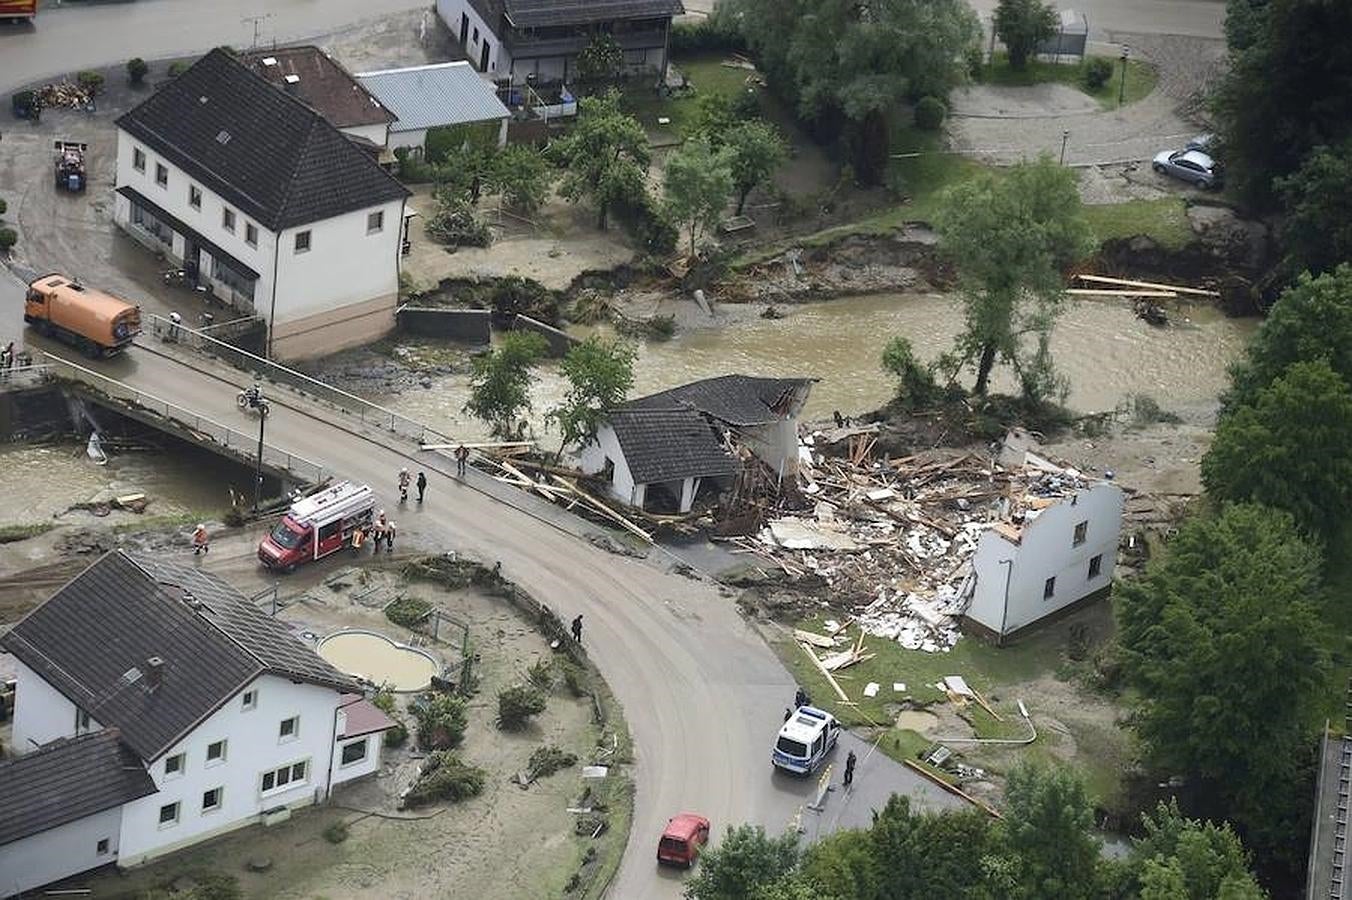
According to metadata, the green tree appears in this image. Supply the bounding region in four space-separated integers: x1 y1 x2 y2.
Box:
554 91 651 230
663 139 734 258
496 684 547 729
576 32 624 84
993 0 1058 70
870 796 1002 900
724 121 787 215
1203 360 1352 538
126 57 149 85
411 693 468 750
1211 0 1352 209
1002 764 1099 900
547 336 637 451
694 92 740 147
463 332 548 438
1275 141 1352 278
1116 504 1328 843
933 156 1094 395
796 829 877 900
1226 265 1352 407
684 825 799 900
1128 801 1266 900
488 144 553 215
881 336 938 408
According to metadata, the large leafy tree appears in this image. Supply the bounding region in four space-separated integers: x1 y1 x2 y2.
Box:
1129 801 1266 900
463 332 548 438
1275 142 1352 279
554 91 651 229
870 796 1002 900
576 32 624 84
1001 764 1100 900
993 0 1058 70
547 336 636 452
1211 0 1352 209
933 156 1094 395
724 121 787 215
1203 360 1352 538
684 825 799 900
487 144 553 215
1226 265 1352 407
1116 504 1329 850
663 139 734 258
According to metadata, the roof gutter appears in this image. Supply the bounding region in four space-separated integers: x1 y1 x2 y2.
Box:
268 228 282 358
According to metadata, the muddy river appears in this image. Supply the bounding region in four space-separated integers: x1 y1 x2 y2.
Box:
382 292 1257 441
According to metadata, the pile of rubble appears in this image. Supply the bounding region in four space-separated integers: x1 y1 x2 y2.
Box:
740 426 1092 652
36 81 94 110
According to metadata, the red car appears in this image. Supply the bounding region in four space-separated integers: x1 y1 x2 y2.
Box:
657 813 711 868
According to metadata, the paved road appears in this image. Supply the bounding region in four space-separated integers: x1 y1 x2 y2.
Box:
966 0 1225 40
1 268 961 897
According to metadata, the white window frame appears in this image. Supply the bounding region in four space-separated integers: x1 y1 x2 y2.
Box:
158 801 180 829
189 184 202 210
279 715 300 743
164 752 186 779
294 230 311 254
245 222 258 248
201 786 224 814
367 210 384 234
242 688 257 711
259 758 310 797
222 207 236 233
205 738 227 766
340 738 369 767
132 147 146 173
154 162 168 188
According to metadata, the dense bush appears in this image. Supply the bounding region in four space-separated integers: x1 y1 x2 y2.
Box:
527 745 578 779
384 595 432 628
497 684 547 730
167 61 187 78
323 821 349 844
76 70 105 94
914 96 947 130
127 58 149 85
669 16 747 55
1083 56 1114 90
412 693 469 750
425 193 492 248
487 275 558 326
0 228 17 253
394 147 436 183
404 752 486 807
527 658 555 691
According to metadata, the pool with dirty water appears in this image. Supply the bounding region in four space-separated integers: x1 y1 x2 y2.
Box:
317 629 441 691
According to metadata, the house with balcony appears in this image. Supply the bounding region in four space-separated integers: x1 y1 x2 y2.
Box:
0 551 393 897
113 48 410 360
435 0 685 84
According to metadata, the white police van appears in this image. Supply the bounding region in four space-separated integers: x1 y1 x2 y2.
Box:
772 706 841 775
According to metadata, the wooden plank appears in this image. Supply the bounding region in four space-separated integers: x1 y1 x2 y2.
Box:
972 688 1004 722
800 641 851 702
1066 288 1178 298
420 441 534 451
902 759 1004 819
549 476 655 544
1075 273 1219 297
794 629 837 649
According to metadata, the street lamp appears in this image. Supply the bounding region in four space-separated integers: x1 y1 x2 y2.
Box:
1060 130 1070 166
252 390 266 513
1118 46 1129 107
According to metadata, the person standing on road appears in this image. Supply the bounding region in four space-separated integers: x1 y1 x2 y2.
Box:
570 614 583 644
191 523 209 556
454 444 469 478
795 687 810 709
0 342 12 378
416 471 428 503
373 511 389 553
784 707 792 722
385 518 397 553
843 750 857 789
398 468 411 503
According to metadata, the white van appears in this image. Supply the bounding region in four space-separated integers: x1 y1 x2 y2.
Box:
772 706 840 774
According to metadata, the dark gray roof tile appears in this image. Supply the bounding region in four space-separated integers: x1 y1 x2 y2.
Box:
626 375 814 427
607 406 737 484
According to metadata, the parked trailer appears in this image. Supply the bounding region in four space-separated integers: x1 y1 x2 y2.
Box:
0 0 37 23
24 274 142 357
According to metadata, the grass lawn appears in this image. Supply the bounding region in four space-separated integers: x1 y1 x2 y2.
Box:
984 53 1158 110
1082 198 1192 250
618 53 757 140
0 523 54 544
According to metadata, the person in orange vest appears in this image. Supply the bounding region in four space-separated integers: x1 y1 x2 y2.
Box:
191 523 209 555
351 523 366 554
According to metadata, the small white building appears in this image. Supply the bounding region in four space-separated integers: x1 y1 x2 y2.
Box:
963 482 1124 643
579 375 814 513
357 61 511 153
0 552 393 897
113 48 410 360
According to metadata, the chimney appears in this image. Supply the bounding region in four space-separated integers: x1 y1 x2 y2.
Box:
145 656 165 690
284 73 301 94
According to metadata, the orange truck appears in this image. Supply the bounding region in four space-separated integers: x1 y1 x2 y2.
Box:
0 0 37 22
25 274 143 357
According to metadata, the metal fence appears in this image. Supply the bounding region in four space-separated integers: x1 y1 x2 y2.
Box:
40 352 328 485
144 313 453 446
0 364 56 391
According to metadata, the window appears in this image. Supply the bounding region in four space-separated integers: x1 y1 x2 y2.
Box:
155 162 168 188
164 752 186 778
260 759 309 794
367 210 384 234
279 715 299 741
189 184 202 210
202 786 223 813
1072 520 1088 547
206 739 227 765
158 802 180 828
293 230 311 254
245 222 258 247
133 147 146 172
242 689 257 711
472 26 479 42
1088 554 1103 579
340 739 368 766
76 709 91 732
222 207 236 233
96 838 110 855
1043 576 1056 600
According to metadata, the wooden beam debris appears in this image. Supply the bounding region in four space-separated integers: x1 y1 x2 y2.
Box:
1074 273 1220 298
794 629 837 649
800 640 851 702
1066 288 1178 298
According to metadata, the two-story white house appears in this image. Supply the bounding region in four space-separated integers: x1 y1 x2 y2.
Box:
0 551 393 897
112 48 411 360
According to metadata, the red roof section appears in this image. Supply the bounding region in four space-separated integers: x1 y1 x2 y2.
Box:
339 694 397 738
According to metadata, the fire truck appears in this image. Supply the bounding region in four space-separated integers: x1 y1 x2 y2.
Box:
258 481 375 572
0 1 37 23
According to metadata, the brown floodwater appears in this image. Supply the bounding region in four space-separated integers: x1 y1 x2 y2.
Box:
380 292 1258 441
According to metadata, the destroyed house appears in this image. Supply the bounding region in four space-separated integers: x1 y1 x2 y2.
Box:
0 552 393 896
579 375 814 514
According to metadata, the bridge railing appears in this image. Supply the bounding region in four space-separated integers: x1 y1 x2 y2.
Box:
41 352 328 485
0 364 56 391
144 313 453 446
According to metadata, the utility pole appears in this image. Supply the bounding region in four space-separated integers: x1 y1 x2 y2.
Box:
242 13 273 50
1059 130 1070 166
253 397 266 513
1118 46 1130 107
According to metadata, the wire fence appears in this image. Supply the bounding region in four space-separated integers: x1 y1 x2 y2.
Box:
40 352 328 485
144 313 453 446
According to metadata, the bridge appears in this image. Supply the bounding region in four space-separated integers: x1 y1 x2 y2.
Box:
24 318 961 897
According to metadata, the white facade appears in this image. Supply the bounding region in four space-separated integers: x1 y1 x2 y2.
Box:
0 805 123 898
340 121 391 147
580 424 644 508
9 658 101 754
965 483 1124 641
113 129 405 360
436 0 505 74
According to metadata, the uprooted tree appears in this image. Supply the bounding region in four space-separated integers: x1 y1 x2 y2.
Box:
932 155 1094 397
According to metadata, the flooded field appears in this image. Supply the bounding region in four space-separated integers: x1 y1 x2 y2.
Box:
378 292 1257 442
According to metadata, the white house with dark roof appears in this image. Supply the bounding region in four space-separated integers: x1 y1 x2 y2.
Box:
113 48 410 360
0 552 393 896
244 46 397 151
578 375 815 513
